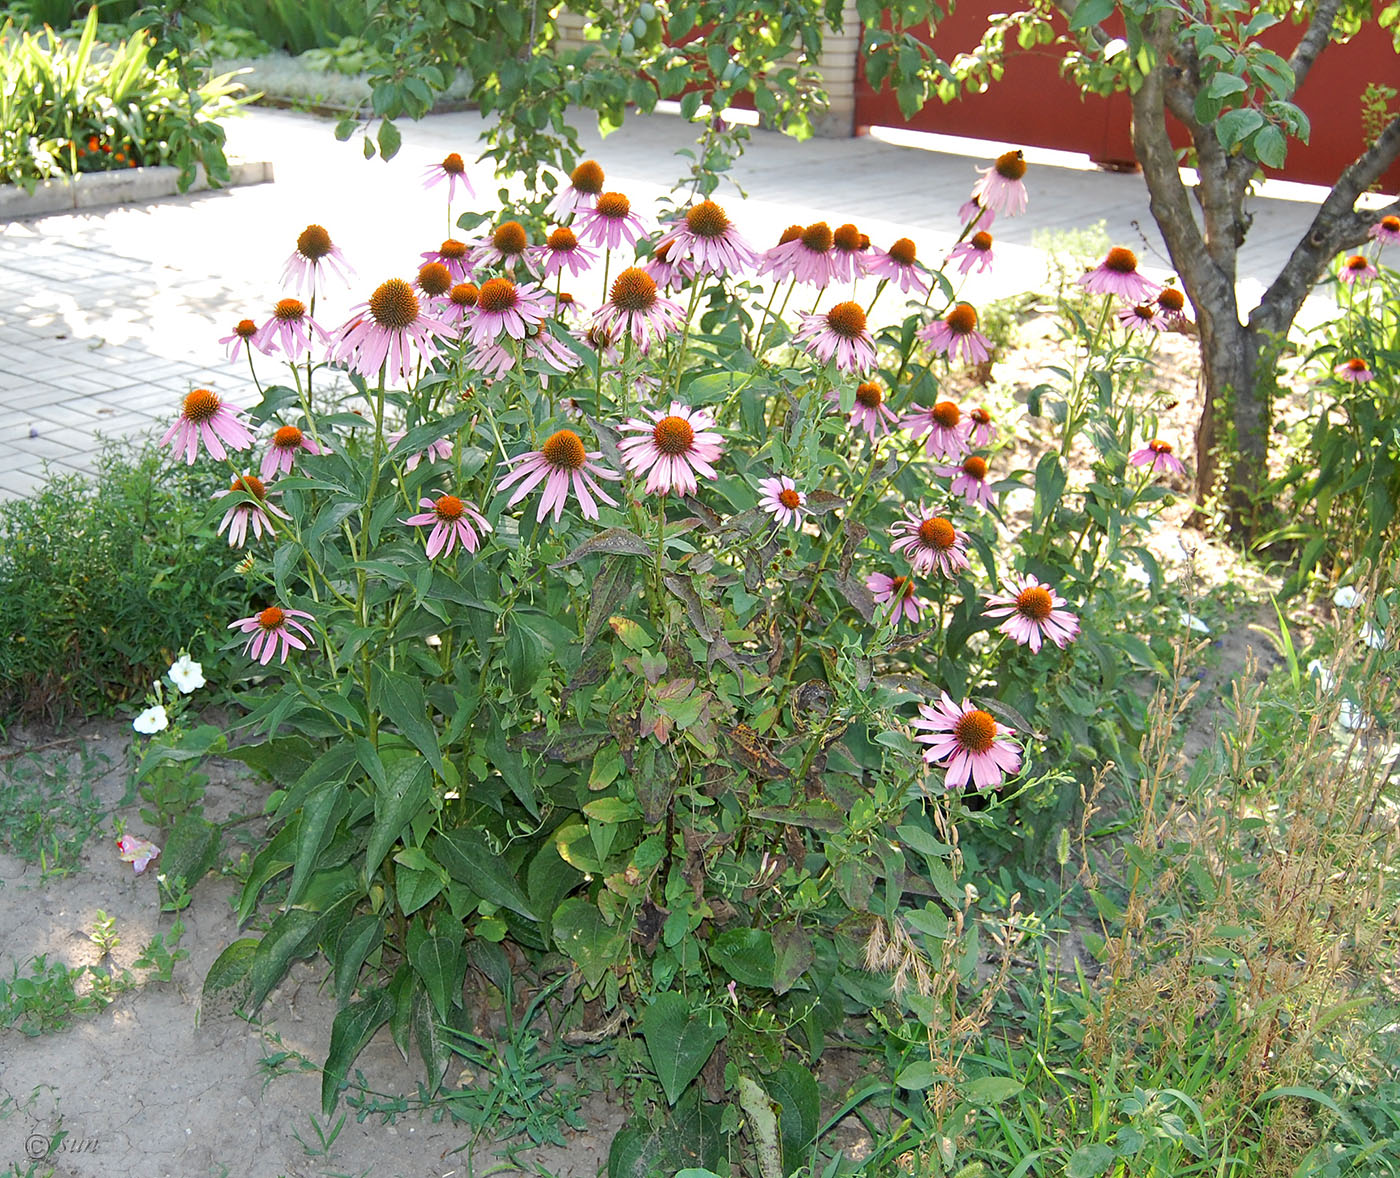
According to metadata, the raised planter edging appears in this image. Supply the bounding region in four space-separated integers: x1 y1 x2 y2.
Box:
0 159 275 220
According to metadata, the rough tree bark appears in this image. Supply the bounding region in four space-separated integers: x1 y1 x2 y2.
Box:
1121 3 1400 532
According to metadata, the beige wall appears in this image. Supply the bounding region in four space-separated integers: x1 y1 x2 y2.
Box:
551 4 860 139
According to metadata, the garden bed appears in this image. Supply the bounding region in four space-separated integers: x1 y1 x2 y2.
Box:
0 159 274 220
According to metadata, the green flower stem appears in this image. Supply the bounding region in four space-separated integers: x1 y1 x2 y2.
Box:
667 278 707 404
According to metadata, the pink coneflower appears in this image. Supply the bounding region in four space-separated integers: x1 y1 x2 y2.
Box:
617 402 724 496
421 239 473 281
281 224 354 298
496 428 620 522
404 492 492 558
984 575 1079 652
415 262 454 303
919 303 992 366
653 199 758 278
890 506 970 577
828 223 865 283
574 191 647 250
844 380 899 438
948 230 994 275
214 474 289 548
1339 253 1378 285
1078 247 1160 302
334 279 450 385
550 290 583 320
910 693 1022 790
577 323 621 366
465 276 552 348
940 454 994 508
441 281 479 329
970 150 1029 217
756 224 808 283
1130 438 1186 477
902 400 971 460
161 388 254 464
591 268 685 352
253 297 330 356
473 220 536 275
1155 286 1190 329
644 238 698 291
548 159 605 221
956 196 995 233
538 225 597 280
228 604 316 665
387 431 452 471
867 572 925 625
773 222 842 288
260 424 324 479
794 301 877 372
756 476 806 527
423 151 474 203
1334 356 1374 383
863 236 929 295
1117 302 1168 334
967 406 996 447
220 318 258 363
1369 214 1400 246
469 321 581 380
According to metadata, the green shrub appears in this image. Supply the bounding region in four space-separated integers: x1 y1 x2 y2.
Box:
201 0 368 55
0 441 248 724
0 8 247 190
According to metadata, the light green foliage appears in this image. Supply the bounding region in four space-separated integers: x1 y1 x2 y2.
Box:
0 746 108 878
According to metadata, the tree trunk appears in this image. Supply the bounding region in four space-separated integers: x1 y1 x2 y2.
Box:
1192 310 1269 531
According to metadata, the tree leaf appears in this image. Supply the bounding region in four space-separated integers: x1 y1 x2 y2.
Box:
1068 0 1113 29
641 991 728 1105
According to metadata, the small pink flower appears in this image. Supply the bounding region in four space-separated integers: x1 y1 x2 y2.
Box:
281 224 354 299
441 282 480 330
1334 357 1374 383
841 380 899 438
617 402 724 496
117 834 161 874
1155 287 1190 330
654 200 758 278
760 222 840 287
1339 253 1378 285
948 230 994 275
574 191 647 250
214 474 289 548
984 575 1079 652
755 224 809 283
889 506 970 578
387 431 453 472
421 239 474 282
919 303 991 366
252 297 330 357
1078 247 1160 302
261 425 324 480
862 236 929 294
967 406 996 448
827 223 866 284
220 318 258 363
495 429 621 522
901 400 971 461
228 605 316 665
756 475 806 528
591 268 685 353
472 220 536 275
466 277 553 348
867 572 925 626
537 225 598 281
423 151 474 203
161 388 254 465
547 159 605 221
938 454 994 508
1130 438 1186 478
1368 214 1400 246
644 238 698 291
970 150 1028 217
957 197 995 233
910 693 1022 790
1117 303 1168 334
333 279 450 385
793 301 877 372
404 493 492 559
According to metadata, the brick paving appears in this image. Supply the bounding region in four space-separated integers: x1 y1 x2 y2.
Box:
0 103 1355 499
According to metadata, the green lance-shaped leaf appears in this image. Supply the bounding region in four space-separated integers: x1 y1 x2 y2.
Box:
321 990 393 1115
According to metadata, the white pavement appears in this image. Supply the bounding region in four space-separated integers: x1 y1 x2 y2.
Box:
0 102 1359 499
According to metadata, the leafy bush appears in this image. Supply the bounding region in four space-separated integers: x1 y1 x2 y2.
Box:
200 0 367 55
0 441 248 723
0 8 247 190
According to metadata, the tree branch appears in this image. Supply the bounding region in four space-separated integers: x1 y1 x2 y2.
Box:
1287 0 1344 93
1252 113 1400 335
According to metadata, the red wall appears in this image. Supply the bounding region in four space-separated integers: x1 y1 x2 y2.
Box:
853 6 1400 189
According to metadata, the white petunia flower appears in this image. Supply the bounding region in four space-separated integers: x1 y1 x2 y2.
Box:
168 654 206 694
1360 622 1387 650
1338 699 1369 731
1307 659 1336 692
133 705 169 735
1181 612 1211 635
1333 585 1363 610
1122 562 1152 588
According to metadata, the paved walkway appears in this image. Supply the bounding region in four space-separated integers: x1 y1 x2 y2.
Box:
0 102 1356 498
